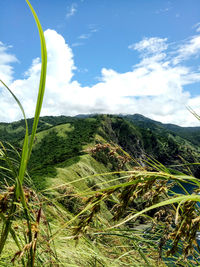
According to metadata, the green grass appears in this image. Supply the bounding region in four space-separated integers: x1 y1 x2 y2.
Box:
1 1 200 266
0 0 47 265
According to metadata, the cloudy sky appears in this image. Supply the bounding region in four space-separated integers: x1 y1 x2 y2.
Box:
1 0 200 126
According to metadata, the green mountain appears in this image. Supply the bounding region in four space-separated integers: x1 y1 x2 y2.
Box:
1 114 200 266
123 113 200 146
0 114 200 188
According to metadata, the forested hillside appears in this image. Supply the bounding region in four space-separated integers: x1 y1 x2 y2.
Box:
1 114 199 187
1 114 200 266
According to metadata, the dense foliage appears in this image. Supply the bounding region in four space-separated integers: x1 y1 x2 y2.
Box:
1 114 200 266
1 114 200 185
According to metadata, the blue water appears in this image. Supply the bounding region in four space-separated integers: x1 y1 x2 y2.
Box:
166 181 200 265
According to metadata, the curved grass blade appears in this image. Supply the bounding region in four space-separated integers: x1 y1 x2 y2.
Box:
0 80 29 193
112 194 200 229
0 80 28 125
25 0 47 160
0 82 30 258
0 1 47 264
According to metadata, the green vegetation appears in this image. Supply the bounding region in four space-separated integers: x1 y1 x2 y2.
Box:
1 1 200 266
0 0 47 265
1 113 200 266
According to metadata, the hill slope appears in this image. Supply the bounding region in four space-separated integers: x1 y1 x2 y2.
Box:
0 114 200 266
0 114 200 188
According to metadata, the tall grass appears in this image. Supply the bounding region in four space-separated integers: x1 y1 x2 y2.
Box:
0 0 47 265
0 1 200 266
73 160 200 265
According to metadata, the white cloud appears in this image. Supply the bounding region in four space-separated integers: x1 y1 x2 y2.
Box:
193 22 200 33
155 7 171 14
45 29 76 83
90 29 98 33
71 42 84 47
173 35 200 64
1 31 200 126
66 3 77 18
129 37 168 56
76 25 98 44
88 24 99 33
0 41 18 86
78 34 91 39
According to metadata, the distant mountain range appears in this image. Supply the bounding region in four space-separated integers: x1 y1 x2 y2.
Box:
0 114 200 189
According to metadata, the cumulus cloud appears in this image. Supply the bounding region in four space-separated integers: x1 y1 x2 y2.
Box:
0 41 18 86
1 30 200 126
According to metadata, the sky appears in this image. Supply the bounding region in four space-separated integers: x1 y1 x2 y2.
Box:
1 0 200 126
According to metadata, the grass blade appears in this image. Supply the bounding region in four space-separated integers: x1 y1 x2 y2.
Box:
112 194 200 228
25 0 47 160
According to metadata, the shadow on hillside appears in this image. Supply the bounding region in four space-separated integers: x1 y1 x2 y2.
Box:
29 119 98 190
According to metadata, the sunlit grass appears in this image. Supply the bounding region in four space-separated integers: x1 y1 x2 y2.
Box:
0 0 47 265
0 0 200 266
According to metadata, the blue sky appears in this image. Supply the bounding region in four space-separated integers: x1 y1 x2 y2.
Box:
1 0 200 125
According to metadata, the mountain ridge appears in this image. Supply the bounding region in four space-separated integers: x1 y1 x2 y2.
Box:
0 113 200 265
0 113 199 190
